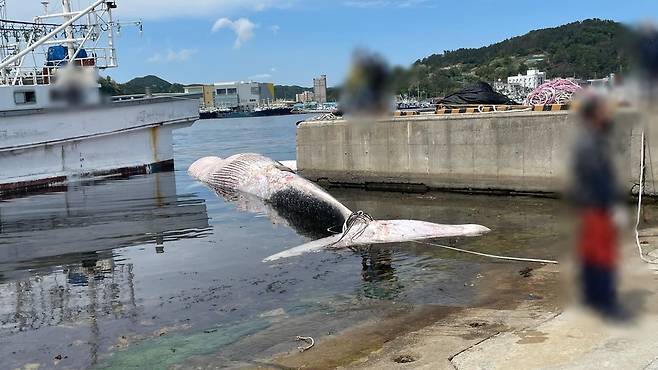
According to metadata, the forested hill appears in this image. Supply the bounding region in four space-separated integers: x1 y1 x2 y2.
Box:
392 19 630 96
100 78 339 100
99 75 185 95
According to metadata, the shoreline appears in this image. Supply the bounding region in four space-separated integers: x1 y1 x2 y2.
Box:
250 233 658 370
250 262 562 369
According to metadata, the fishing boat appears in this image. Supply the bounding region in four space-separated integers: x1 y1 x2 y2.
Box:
0 0 199 195
251 105 294 117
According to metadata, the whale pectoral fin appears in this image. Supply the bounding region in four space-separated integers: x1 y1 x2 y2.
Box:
262 234 345 262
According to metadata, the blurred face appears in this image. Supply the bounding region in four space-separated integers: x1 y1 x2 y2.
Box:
589 102 612 131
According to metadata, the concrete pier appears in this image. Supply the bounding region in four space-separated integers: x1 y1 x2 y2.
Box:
297 110 645 195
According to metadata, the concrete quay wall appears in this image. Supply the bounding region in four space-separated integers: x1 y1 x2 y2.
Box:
297 111 644 195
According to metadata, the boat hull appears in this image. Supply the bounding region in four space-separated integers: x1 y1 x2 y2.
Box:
0 96 199 195
251 107 294 117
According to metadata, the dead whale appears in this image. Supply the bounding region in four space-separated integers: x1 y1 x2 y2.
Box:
188 153 490 262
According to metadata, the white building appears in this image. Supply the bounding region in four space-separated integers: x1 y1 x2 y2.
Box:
213 81 275 111
296 90 314 103
183 85 203 95
313 75 327 103
507 69 546 89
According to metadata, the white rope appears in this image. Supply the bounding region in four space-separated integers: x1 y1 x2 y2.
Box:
295 336 314 352
410 240 558 264
634 129 658 264
470 106 532 114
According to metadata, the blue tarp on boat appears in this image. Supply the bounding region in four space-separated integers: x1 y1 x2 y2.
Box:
46 45 89 66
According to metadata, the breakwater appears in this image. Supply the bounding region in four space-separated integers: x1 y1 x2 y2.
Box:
297 110 645 195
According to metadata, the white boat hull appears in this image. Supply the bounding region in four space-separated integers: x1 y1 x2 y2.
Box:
0 96 199 194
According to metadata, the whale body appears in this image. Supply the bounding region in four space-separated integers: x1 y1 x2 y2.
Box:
189 153 490 262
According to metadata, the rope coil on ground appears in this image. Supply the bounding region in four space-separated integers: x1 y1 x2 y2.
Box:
295 336 315 352
526 79 581 105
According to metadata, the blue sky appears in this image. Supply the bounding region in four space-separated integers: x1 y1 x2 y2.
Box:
18 0 658 86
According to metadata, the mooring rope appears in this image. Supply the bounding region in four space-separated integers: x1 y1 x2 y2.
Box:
526 78 581 105
410 240 558 264
634 129 658 264
327 210 373 246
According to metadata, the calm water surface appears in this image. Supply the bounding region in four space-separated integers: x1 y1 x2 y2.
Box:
1 115 566 369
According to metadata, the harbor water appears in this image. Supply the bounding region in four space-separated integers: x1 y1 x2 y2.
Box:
1 115 566 369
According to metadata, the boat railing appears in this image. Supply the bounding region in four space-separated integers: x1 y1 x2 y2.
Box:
111 92 202 102
0 0 132 87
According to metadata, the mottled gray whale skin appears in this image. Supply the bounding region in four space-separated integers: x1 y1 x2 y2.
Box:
189 153 352 234
189 153 490 262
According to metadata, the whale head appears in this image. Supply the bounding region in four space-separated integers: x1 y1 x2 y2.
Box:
188 156 225 182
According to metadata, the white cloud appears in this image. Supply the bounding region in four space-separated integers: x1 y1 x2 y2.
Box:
249 73 272 80
270 25 281 34
148 48 198 63
3 0 297 21
212 18 257 48
343 0 430 8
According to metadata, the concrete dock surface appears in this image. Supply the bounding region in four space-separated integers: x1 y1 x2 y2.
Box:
252 228 658 370
351 236 658 370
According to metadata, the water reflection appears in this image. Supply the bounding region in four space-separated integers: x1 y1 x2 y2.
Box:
0 172 210 274
0 172 210 368
358 248 402 299
0 116 573 369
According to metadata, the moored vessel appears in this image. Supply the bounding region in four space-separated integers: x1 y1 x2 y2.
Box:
0 0 199 195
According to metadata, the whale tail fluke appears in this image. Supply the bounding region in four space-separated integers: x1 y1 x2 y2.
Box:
262 219 490 262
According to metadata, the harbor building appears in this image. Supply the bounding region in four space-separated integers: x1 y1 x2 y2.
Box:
183 85 203 94
296 90 315 103
507 69 546 89
313 75 327 103
214 81 275 111
184 84 215 109
202 85 215 108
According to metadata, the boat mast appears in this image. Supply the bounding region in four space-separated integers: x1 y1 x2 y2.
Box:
0 0 106 70
41 0 50 15
0 0 6 61
106 1 117 67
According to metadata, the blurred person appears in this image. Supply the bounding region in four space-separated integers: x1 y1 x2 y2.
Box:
571 95 629 320
339 49 393 116
635 22 658 84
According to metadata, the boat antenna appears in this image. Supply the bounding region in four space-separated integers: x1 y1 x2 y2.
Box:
41 0 49 15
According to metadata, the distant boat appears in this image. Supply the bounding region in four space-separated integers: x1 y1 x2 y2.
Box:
199 106 232 119
251 106 294 117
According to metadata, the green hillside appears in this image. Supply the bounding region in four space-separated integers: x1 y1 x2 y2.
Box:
99 75 185 95
274 85 311 100
393 18 629 96
273 85 340 102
